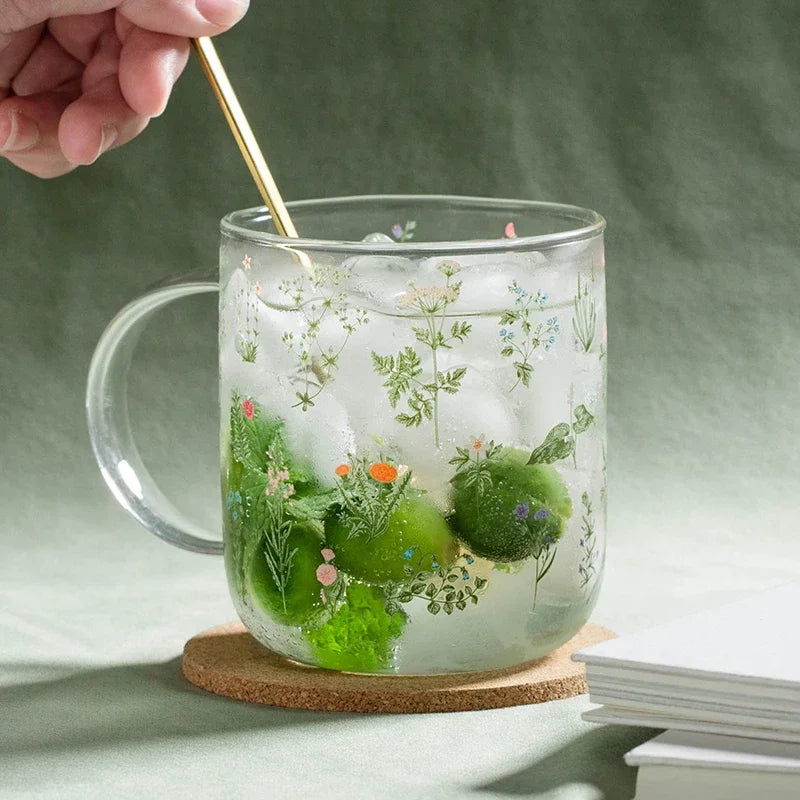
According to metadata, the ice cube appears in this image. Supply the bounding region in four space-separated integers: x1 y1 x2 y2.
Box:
382 367 519 507
411 253 526 313
342 252 419 310
282 392 356 488
412 250 571 313
361 232 395 243
247 370 356 487
321 309 411 449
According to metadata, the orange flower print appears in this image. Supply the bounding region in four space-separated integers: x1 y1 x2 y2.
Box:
369 462 398 483
242 255 251 270
335 464 350 477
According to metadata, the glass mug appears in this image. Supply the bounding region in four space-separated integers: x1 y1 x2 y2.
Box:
87 195 606 675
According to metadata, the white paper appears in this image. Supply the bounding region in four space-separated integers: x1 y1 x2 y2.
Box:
583 706 800 744
625 729 800 773
573 581 800 687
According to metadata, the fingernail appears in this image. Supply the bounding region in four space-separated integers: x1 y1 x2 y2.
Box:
195 0 249 27
0 111 40 153
89 124 118 163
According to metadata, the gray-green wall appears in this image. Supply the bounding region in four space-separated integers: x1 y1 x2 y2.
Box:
3 1 799 610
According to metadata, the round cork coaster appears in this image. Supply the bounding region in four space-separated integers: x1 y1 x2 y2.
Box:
182 622 614 713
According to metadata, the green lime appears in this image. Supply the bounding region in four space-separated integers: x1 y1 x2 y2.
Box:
247 522 327 625
325 491 458 583
450 449 572 562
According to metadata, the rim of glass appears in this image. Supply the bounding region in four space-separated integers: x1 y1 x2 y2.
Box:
220 194 605 254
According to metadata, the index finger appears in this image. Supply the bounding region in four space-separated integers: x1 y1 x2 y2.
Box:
0 0 249 36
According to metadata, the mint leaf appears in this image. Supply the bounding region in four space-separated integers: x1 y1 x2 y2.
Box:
285 490 338 522
304 583 406 672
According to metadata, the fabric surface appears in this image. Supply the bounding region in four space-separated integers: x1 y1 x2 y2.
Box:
2 1 799 797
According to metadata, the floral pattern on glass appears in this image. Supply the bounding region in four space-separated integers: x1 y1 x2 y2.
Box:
236 282 260 363
390 220 417 242
578 491 599 595
573 273 598 353
384 552 489 617
333 456 412 542
279 265 369 411
498 281 559 390
371 259 471 448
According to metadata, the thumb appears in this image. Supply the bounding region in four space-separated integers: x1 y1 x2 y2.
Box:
0 0 249 36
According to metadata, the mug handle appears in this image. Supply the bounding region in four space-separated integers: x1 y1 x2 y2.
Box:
85 273 222 555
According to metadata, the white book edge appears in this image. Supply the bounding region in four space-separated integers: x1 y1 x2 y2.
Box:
631 765 800 800
588 677 800 716
586 663 800 705
587 690 800 728
582 706 800 744
625 729 800 774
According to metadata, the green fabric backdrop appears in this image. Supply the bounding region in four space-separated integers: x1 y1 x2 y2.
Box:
2 2 799 797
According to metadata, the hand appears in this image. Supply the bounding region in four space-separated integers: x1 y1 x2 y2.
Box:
0 0 248 177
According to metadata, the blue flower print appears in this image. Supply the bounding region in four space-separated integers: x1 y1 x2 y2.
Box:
227 490 243 520
513 502 530 520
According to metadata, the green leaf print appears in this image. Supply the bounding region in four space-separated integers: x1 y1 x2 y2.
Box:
572 404 595 434
528 423 575 465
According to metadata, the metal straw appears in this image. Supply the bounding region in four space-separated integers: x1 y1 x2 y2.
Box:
192 37 298 238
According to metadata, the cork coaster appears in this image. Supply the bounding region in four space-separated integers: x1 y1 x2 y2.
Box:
182 622 614 713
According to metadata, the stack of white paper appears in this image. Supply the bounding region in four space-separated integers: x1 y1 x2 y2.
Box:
573 581 800 742
573 581 800 797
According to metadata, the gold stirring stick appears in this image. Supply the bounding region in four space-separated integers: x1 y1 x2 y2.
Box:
192 36 298 238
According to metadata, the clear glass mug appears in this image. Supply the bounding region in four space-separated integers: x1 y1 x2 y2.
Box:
87 195 606 675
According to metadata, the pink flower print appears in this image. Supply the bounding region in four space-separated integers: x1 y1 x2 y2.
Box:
321 548 335 563
316 563 338 586
242 255 251 270
505 221 517 238
242 399 254 419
